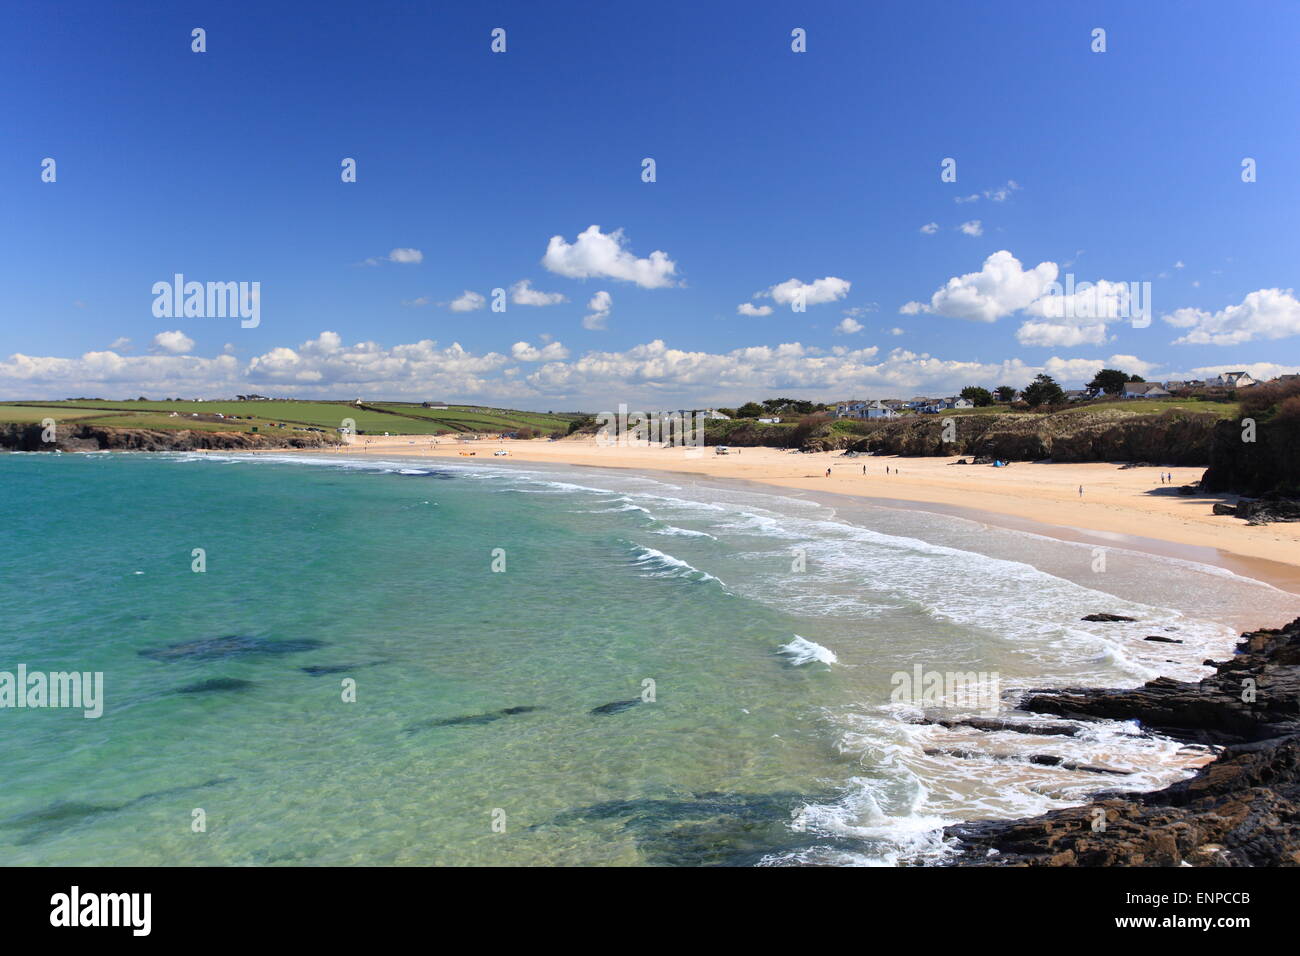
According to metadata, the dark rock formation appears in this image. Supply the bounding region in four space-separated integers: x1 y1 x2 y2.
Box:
1081 613 1137 622
1202 415 1300 497
0 422 333 452
945 616 1300 866
1215 496 1300 525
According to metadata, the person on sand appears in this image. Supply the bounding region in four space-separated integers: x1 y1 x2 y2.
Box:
826 468 831 478
862 465 866 475
1079 485 1084 497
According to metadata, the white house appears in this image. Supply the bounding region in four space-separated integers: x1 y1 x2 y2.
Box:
836 401 869 419
865 401 897 419
1208 371 1256 389
950 397 974 409
1122 382 1171 399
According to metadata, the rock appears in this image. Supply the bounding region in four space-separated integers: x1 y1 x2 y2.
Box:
945 616 1300 866
590 698 643 716
1212 502 1238 515
1081 613 1137 623
1143 635 1183 644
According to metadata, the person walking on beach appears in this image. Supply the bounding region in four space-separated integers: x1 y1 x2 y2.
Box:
862 465 866 475
1078 485 1084 497
826 467 832 478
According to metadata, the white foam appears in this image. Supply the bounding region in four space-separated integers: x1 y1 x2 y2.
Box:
778 635 838 666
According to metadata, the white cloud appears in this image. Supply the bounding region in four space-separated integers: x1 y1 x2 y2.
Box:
365 248 424 266
1186 361 1300 381
958 220 983 237
887 327 905 335
909 250 1058 323
583 290 612 330
836 318 863 335
1016 321 1109 348
1164 288 1300 345
401 296 432 307
955 181 1020 203
154 330 195 354
542 225 677 288
762 276 851 308
109 337 131 351
448 290 486 312
510 340 570 362
509 280 567 306
919 222 939 235
1174 260 1185 269
1 332 1165 406
737 302 773 316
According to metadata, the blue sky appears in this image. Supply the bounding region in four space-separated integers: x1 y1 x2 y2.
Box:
3 0 1298 408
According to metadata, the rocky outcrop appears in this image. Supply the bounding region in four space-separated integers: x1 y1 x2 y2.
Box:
849 409 1218 464
1213 495 1300 525
945 617 1300 866
1202 416 1300 496
0 422 333 452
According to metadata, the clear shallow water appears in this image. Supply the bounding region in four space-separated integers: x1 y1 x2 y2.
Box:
2 452 1297 866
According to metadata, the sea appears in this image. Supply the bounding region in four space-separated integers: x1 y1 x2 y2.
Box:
2 450 1298 866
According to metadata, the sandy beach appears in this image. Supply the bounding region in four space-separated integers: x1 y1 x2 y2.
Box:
295 435 1300 592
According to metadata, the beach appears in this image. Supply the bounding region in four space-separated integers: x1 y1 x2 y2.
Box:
310 436 1300 592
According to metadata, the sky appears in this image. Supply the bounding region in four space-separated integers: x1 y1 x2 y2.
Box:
3 0 1299 410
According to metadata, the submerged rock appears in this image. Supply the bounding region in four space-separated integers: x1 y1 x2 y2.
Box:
175 677 255 694
589 698 643 716
403 705 540 733
139 635 326 661
1080 613 1137 623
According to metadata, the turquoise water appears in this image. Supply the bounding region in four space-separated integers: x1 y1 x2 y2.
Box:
2 452 1298 865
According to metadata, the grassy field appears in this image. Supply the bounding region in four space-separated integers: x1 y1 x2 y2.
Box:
937 398 1240 418
0 400 583 435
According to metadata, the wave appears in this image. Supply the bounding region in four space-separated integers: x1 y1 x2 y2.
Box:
627 544 724 585
778 635 838 666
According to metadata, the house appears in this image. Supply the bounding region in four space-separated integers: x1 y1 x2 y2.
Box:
1122 382 1171 399
1163 380 1203 393
835 401 869 419
757 417 781 424
1063 389 1091 402
1208 371 1256 389
865 401 897 419
950 397 974 409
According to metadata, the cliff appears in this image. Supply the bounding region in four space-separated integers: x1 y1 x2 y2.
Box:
0 423 334 452
850 409 1218 463
1201 416 1300 496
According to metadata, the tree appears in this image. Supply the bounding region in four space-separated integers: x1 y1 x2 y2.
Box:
1022 374 1065 407
1087 368 1130 395
736 402 765 418
960 386 993 407
994 385 1017 402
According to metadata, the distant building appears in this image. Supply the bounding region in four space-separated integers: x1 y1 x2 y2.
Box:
422 401 448 408
1208 371 1257 389
835 401 869 419
1123 382 1172 399
1063 389 1091 402
865 401 897 419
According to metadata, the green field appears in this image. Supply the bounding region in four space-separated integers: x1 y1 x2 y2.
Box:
0 400 584 436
